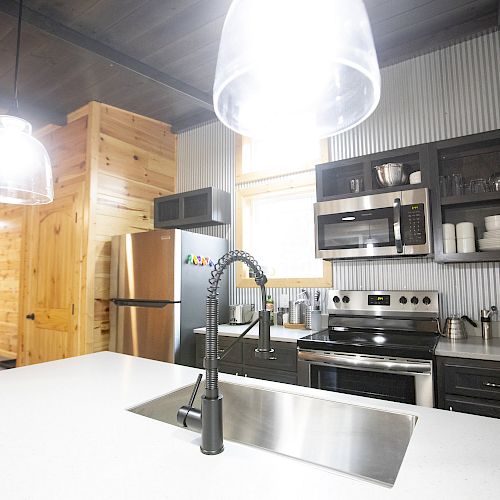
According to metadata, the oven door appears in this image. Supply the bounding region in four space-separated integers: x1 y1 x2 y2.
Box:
297 350 434 407
314 188 431 259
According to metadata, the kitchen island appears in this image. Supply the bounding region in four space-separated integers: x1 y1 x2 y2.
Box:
0 352 499 499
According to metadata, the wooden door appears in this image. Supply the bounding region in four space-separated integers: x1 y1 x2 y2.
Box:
19 183 84 365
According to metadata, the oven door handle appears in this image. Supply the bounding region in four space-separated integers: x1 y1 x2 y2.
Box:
297 350 431 375
393 197 403 254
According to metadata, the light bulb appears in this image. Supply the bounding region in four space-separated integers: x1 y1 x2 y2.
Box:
0 115 53 205
213 0 381 139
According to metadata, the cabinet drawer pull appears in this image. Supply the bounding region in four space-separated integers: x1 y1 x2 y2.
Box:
484 382 500 388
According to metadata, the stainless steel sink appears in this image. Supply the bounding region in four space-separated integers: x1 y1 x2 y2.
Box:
129 381 417 487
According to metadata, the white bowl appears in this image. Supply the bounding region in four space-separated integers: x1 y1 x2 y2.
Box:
409 171 421 184
485 215 500 231
457 237 476 253
456 222 474 239
479 239 500 251
484 230 500 239
443 239 456 254
442 223 455 239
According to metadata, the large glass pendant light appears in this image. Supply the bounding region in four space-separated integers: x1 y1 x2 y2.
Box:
0 0 53 205
213 0 381 139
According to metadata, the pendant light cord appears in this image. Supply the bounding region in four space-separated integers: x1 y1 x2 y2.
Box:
13 0 24 112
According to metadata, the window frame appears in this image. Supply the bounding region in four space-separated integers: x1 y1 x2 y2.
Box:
235 134 330 184
236 174 332 289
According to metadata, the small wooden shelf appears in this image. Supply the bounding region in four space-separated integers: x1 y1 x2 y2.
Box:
441 191 500 206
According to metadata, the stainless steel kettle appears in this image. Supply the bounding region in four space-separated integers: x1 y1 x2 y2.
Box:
443 315 478 340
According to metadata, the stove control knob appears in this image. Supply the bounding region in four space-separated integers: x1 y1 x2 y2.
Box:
411 296 419 305
342 295 350 303
399 296 408 305
423 296 431 305
333 295 340 304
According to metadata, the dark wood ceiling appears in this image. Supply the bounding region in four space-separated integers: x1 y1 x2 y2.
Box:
0 0 498 132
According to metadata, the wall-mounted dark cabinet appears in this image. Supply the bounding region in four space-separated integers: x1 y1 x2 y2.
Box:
316 144 430 202
430 130 500 263
154 187 231 229
436 356 500 419
315 128 500 264
196 334 297 385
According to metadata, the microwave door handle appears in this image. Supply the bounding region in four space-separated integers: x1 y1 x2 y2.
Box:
393 197 403 253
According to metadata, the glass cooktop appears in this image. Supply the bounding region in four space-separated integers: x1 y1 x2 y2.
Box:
298 328 440 360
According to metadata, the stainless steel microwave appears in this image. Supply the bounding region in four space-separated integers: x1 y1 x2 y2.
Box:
314 188 432 259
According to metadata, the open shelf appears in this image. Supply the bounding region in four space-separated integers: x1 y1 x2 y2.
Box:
441 191 500 206
315 144 429 202
430 129 500 264
436 250 500 263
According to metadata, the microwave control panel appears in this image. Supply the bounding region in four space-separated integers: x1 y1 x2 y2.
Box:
402 203 426 244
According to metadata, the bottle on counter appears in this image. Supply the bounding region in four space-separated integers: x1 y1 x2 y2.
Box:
266 294 274 326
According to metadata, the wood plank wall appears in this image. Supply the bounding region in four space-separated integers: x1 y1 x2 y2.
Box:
0 206 23 358
5 102 175 363
16 116 89 365
91 104 176 352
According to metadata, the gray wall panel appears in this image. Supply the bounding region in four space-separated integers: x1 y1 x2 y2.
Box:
333 258 499 323
178 31 500 320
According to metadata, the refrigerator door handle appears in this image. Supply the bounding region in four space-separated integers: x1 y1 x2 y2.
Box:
110 298 181 308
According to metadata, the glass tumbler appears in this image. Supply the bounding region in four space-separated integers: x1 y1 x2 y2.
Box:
470 178 488 193
451 173 463 196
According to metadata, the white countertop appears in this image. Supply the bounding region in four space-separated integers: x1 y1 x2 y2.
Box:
1 352 500 499
437 336 500 362
194 323 313 342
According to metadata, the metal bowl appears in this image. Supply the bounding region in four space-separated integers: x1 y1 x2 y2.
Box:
374 163 408 187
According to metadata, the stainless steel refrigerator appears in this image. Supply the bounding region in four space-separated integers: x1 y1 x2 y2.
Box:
109 229 228 366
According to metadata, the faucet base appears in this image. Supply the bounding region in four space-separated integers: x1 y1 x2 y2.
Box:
200 445 224 455
200 394 224 455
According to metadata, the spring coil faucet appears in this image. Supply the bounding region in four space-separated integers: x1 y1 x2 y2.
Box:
177 250 275 455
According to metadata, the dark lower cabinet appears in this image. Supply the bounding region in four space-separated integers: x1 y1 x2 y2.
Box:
195 334 297 385
437 356 500 418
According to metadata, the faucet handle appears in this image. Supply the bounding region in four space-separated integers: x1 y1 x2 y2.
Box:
177 373 203 431
187 373 203 409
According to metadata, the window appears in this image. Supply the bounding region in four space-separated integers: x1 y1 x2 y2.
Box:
236 136 332 288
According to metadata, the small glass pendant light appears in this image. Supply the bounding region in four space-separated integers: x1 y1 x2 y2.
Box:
213 0 381 139
0 0 53 205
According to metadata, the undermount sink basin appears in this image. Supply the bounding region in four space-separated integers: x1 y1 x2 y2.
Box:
128 381 417 487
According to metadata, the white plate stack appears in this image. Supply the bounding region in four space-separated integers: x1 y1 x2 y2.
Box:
442 223 456 254
479 215 500 251
456 222 476 253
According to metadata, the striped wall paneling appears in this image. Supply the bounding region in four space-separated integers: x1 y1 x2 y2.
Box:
177 31 500 321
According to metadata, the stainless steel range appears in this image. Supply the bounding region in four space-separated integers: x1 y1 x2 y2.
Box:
297 290 440 407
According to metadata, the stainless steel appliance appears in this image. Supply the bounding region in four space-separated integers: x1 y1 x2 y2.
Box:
229 304 254 324
314 187 432 259
109 229 228 366
298 290 440 407
443 315 477 340
481 306 498 340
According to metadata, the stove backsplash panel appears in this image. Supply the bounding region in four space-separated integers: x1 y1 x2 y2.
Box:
332 257 500 325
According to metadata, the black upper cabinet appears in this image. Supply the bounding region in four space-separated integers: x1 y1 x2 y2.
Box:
154 187 231 229
315 129 500 263
315 144 430 202
429 129 500 263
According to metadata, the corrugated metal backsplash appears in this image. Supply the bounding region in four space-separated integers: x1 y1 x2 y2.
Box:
333 258 499 322
178 30 500 320
330 30 500 159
